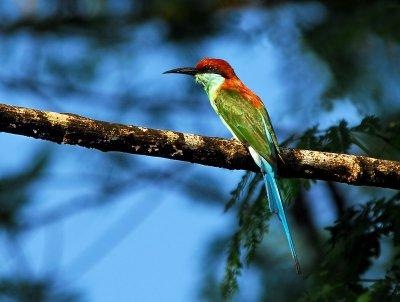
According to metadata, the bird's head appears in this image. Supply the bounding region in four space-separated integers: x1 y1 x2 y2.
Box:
163 58 236 79
164 58 237 99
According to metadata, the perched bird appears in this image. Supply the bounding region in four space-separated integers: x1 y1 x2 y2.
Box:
164 58 301 274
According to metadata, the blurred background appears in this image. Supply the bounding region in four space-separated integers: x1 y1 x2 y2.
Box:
0 0 399 301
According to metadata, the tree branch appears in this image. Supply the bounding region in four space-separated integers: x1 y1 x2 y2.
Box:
1 103 399 189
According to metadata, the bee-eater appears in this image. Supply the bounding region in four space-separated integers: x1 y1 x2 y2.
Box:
164 58 301 274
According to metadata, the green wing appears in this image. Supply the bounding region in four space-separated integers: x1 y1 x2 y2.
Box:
213 89 279 163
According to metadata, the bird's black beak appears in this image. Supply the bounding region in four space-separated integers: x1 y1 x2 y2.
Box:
163 67 198 76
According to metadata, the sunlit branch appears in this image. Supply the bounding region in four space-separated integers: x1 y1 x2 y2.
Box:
1 103 399 189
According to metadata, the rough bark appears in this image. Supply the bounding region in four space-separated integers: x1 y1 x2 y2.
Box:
0 103 399 190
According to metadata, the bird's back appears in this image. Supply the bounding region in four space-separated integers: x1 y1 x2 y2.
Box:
213 83 279 164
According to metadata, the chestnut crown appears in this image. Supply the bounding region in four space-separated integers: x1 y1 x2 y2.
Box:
163 58 237 79
195 58 237 79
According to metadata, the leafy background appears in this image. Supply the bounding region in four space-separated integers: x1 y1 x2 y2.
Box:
0 0 399 301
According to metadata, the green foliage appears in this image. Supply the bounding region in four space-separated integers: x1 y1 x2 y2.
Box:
302 193 400 300
323 120 353 152
221 173 272 299
278 178 301 205
351 116 400 160
295 120 353 153
221 231 242 298
294 116 400 160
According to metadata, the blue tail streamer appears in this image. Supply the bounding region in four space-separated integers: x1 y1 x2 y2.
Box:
260 158 302 275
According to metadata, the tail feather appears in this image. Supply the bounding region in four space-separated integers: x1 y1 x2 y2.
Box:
265 177 277 214
260 158 302 275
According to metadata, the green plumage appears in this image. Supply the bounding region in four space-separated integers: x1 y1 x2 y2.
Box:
214 87 301 274
213 89 279 165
